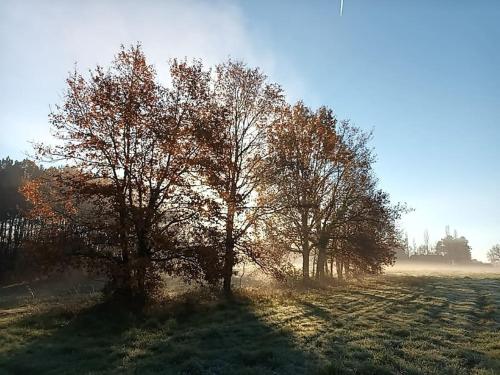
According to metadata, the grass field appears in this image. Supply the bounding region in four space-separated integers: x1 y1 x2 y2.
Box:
0 274 499 374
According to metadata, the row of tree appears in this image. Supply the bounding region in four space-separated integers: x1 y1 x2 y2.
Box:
4 45 404 301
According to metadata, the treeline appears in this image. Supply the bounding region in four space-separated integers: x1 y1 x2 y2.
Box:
0 158 45 280
3 45 405 301
396 228 473 264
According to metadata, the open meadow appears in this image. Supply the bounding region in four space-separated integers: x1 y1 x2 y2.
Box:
1 272 499 375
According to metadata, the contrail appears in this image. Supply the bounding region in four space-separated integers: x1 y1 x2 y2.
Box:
340 0 344 16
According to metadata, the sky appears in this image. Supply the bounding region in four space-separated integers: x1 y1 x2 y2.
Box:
0 0 499 261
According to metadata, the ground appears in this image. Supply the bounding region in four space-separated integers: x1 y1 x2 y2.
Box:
0 273 499 374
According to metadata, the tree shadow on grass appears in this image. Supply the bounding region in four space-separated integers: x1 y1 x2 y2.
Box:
2 277 498 375
0 293 315 375
295 299 404 375
294 278 500 375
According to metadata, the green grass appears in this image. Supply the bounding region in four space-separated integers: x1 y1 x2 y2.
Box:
0 274 499 374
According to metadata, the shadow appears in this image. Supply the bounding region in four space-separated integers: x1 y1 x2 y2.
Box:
294 299 401 374
291 276 500 374
1 276 499 374
0 293 314 375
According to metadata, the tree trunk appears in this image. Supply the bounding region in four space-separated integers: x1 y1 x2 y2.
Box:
345 259 350 279
316 236 328 281
316 247 325 280
223 203 235 296
336 257 343 280
312 250 317 279
301 209 310 281
134 230 149 304
302 247 310 281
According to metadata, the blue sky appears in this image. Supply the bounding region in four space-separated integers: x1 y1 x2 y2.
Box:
1 0 499 260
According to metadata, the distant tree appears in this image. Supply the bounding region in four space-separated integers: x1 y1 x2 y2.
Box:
424 229 429 254
404 232 409 256
416 244 428 256
435 234 472 263
487 244 500 264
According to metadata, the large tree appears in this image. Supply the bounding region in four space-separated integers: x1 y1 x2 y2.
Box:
264 102 342 281
24 45 217 301
331 188 404 279
264 102 403 282
201 60 284 294
311 121 375 280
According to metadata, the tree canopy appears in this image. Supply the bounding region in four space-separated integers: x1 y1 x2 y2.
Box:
12 44 406 301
